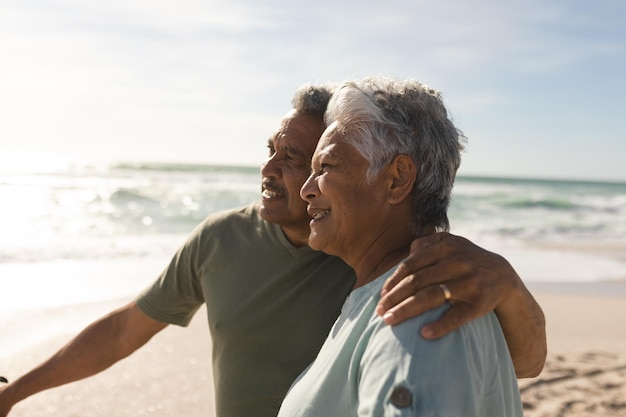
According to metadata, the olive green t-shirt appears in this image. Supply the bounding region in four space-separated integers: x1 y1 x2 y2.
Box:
136 203 355 417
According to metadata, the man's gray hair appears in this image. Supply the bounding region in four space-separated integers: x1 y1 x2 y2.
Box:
324 76 466 236
291 83 335 118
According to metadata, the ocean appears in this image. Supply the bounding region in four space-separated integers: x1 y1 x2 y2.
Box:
1 162 626 313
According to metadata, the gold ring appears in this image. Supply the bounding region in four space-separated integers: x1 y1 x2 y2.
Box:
438 283 452 302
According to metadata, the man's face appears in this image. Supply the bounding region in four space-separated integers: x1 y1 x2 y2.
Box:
259 109 325 246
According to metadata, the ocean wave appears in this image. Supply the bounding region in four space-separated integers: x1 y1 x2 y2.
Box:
502 198 575 210
2 164 625 268
110 188 159 203
111 161 259 174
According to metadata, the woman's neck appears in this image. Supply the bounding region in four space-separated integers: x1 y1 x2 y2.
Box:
351 244 411 290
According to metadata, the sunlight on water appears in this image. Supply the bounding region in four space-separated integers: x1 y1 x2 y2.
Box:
1 162 624 289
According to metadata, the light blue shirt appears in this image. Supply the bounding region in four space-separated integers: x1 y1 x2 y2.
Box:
278 267 523 417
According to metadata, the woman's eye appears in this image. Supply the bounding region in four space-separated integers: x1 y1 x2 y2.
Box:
318 164 330 173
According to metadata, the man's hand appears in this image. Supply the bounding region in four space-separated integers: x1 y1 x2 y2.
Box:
377 232 514 335
0 379 12 417
377 232 546 377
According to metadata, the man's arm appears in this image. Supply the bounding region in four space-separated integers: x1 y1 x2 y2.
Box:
376 232 547 378
0 301 167 416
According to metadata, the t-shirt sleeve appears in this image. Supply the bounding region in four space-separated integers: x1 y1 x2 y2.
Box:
135 228 205 327
356 306 486 417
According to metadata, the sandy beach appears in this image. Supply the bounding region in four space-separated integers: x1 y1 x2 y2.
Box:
2 281 626 416
519 284 626 417
2 301 215 417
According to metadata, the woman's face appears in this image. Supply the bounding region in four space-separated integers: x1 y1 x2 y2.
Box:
300 122 390 260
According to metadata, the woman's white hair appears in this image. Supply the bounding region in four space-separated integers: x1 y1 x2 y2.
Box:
325 76 466 236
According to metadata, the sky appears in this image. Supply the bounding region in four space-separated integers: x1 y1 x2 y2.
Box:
0 0 625 182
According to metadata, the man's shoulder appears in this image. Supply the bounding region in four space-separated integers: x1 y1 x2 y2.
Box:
198 202 263 229
186 202 279 249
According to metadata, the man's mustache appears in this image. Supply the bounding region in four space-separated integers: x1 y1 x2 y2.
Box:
262 178 285 194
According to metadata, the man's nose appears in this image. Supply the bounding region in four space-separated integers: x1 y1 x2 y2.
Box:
261 156 281 179
300 173 318 201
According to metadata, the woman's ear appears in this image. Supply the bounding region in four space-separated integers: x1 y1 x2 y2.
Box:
387 155 416 204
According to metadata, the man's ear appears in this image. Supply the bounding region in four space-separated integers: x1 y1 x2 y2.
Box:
387 154 416 204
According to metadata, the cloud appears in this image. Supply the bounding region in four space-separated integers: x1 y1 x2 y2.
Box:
1 0 625 179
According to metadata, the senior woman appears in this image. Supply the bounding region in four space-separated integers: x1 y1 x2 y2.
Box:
277 77 523 417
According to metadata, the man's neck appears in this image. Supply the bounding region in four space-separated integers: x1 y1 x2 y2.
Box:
280 225 310 248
